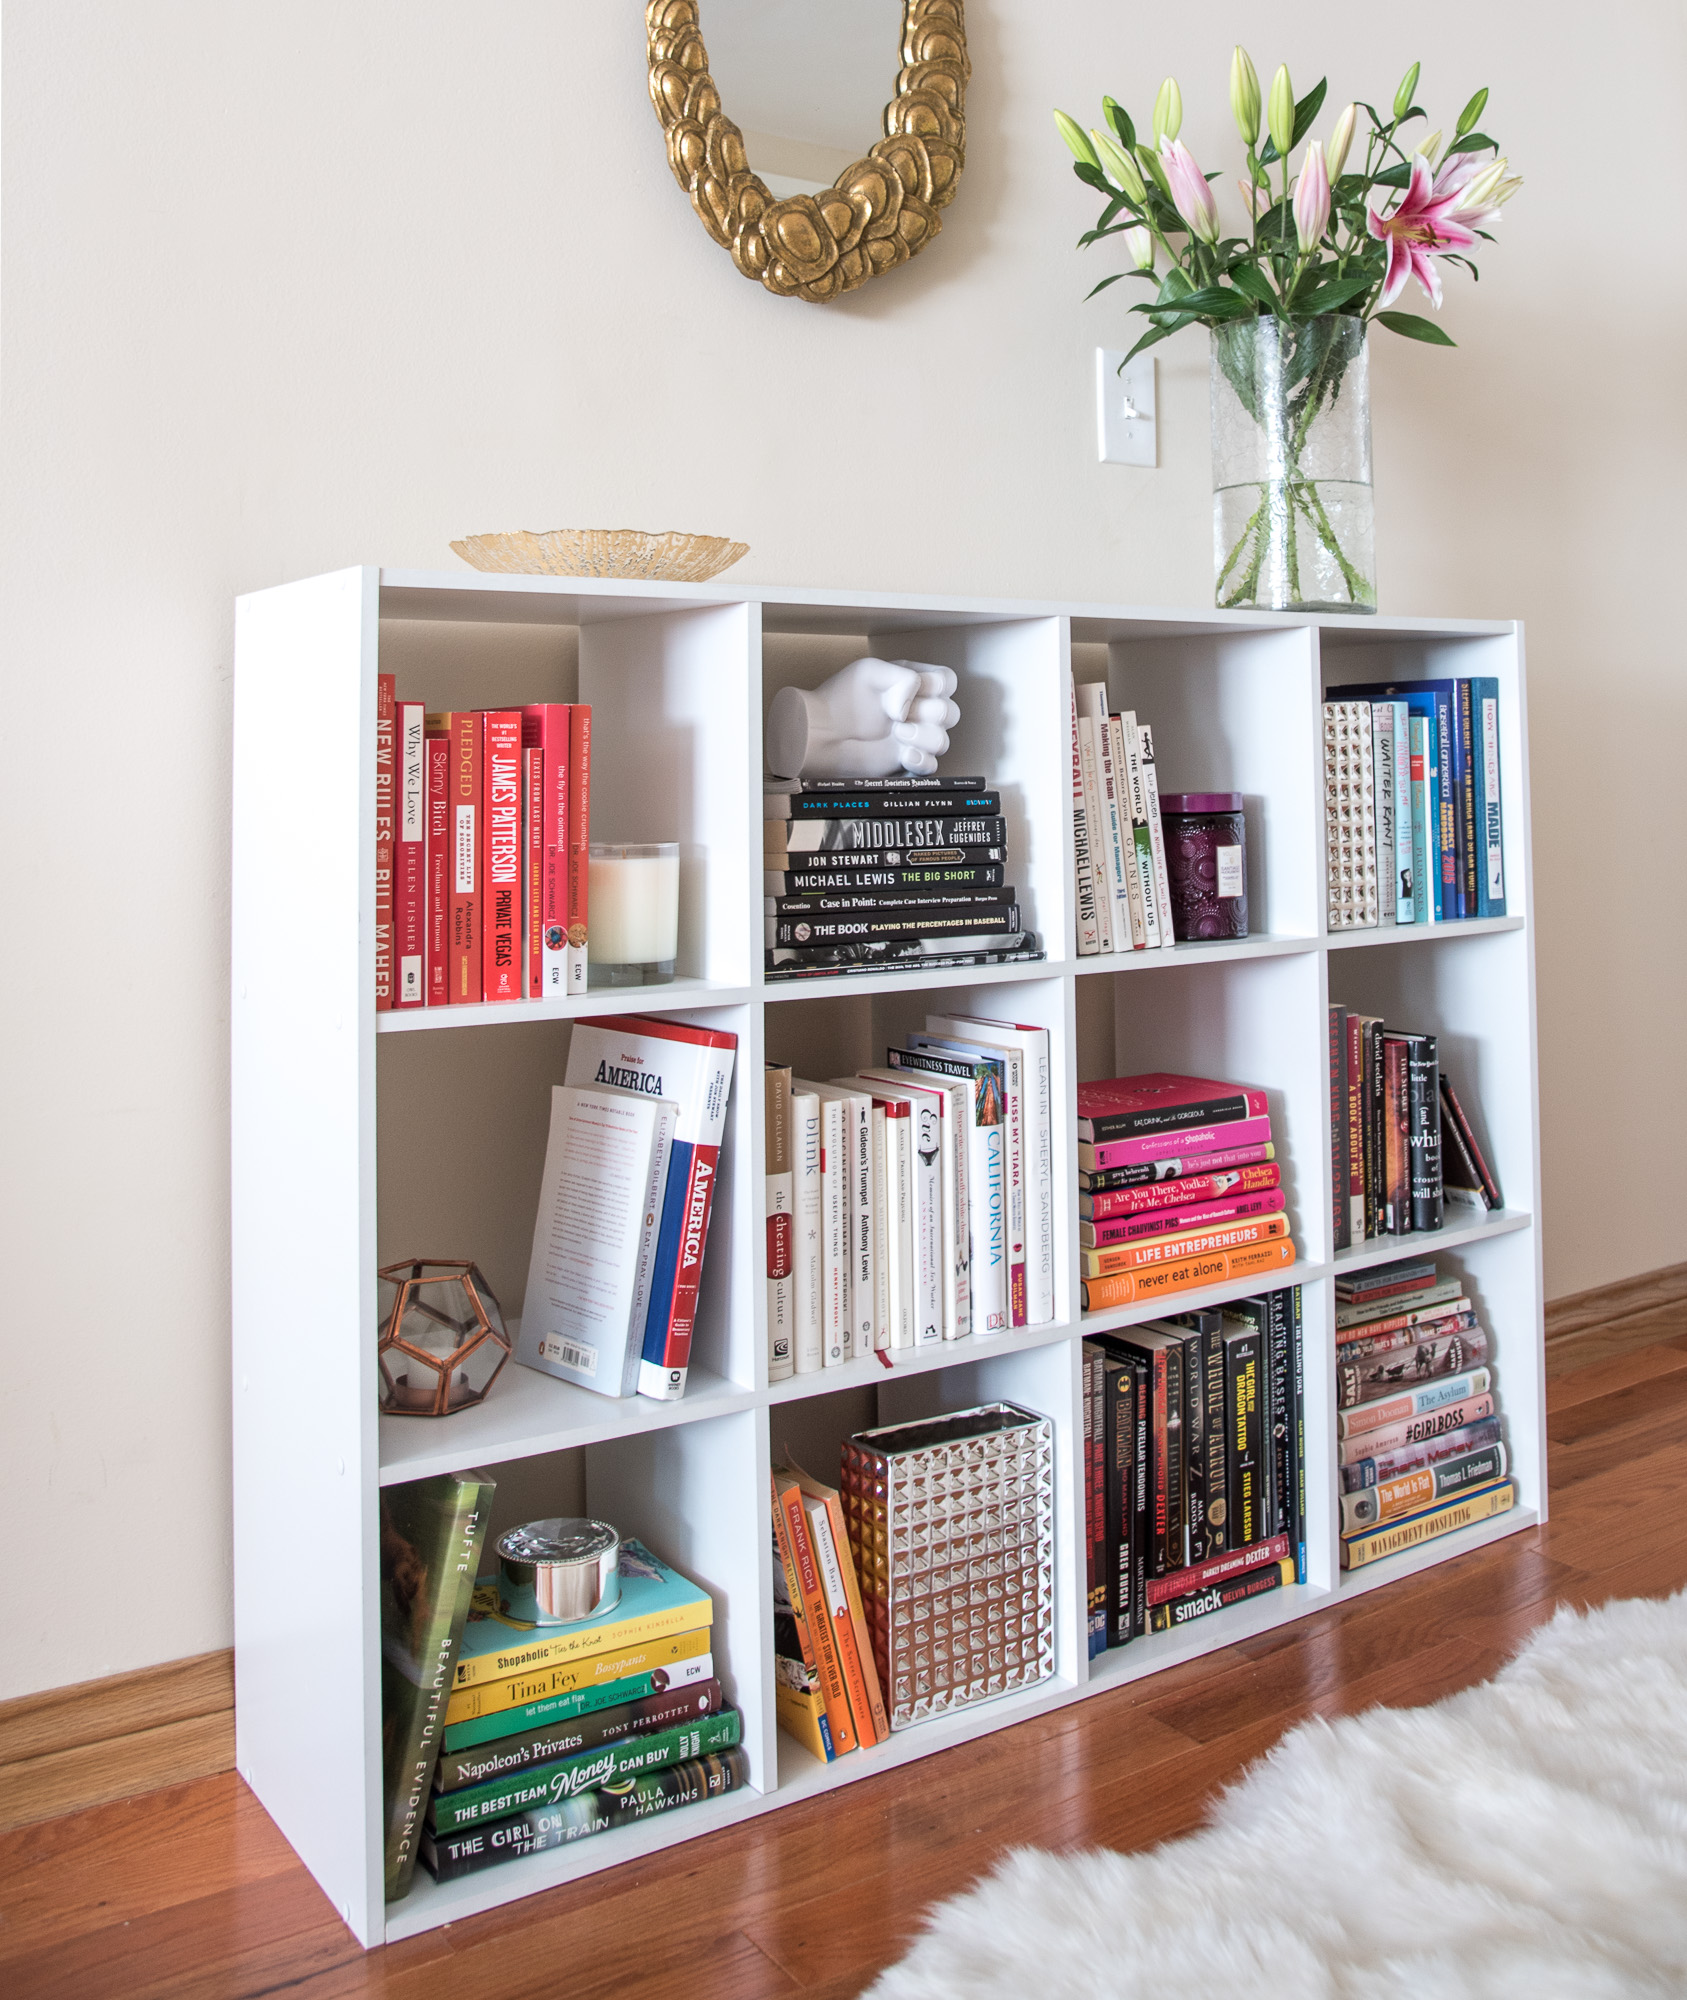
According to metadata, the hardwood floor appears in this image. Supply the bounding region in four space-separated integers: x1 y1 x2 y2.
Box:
7 1334 1687 2000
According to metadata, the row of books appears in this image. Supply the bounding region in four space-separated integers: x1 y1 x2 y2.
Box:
379 1473 742 1898
1328 1009 1504 1252
771 1457 889 1760
764 775 1044 981
520 1016 735 1403
375 679 593 1010
1069 684 1179 956
1084 1287 1305 1646
1324 674 1506 930
763 1012 1055 1374
1078 1073 1296 1313
1335 1260 1515 1569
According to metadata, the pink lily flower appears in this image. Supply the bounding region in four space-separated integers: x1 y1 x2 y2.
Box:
1367 153 1479 309
1160 137 1220 245
1293 140 1330 253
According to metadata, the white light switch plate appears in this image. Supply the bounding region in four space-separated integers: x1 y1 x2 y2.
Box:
1096 348 1156 466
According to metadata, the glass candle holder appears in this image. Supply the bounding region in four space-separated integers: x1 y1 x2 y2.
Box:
587 842 679 986
1160 793 1249 942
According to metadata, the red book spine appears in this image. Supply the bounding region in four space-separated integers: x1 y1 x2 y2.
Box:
481 710 523 1002
1144 1531 1291 1607
374 674 395 1010
521 704 570 1000
444 713 482 1004
1085 1162 1281 1219
566 704 592 992
392 702 427 1008
425 730 450 1005
523 744 543 998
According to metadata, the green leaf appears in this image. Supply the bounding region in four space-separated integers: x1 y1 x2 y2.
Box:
1226 263 1280 307
1375 310 1456 346
1156 266 1196 303
1445 131 1496 157
1297 274 1372 315
1290 78 1329 147
1122 322 1180 364
1371 162 1412 189
1084 272 1128 300
1103 96 1136 150
1072 159 1106 190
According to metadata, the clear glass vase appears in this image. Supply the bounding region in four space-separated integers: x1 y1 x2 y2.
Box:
1211 314 1376 614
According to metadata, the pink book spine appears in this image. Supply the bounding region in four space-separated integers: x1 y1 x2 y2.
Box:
1084 1189 1286 1247
524 743 544 998
425 730 450 1005
1084 1161 1280 1219
391 701 427 1008
1338 1371 1491 1440
1338 1394 1496 1465
1086 1113 1273 1169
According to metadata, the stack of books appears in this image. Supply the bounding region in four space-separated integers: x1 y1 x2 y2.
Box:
764 776 1043 981
1336 1260 1515 1569
764 1013 1055 1377
419 1538 745 1883
771 1458 890 1760
375 679 593 1010
1069 684 1178 956
1082 1286 1305 1647
1328 1009 1503 1250
1078 1074 1295 1314
1323 673 1505 929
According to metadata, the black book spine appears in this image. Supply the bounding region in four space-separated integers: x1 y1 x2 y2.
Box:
779 789 1001 819
770 863 1008 895
1147 1559 1285 1633
1223 1328 1263 1548
769 890 1016 915
1288 1286 1307 1583
1104 1357 1135 1646
1129 1355 1150 1636
1329 1005 1350 1251
1082 1093 1251 1143
1405 1033 1444 1231
1180 1327 1206 1569
777 774 986 794
1367 1018 1386 1240
1266 1294 1291 1542
1202 1322 1228 1559
770 906 1019 945
1163 1339 1187 1572
769 815 1008 854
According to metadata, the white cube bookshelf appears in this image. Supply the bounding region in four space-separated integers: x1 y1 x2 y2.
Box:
232 570 1541 1946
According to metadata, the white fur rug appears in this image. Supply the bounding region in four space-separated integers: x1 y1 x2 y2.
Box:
866 1589 1687 1999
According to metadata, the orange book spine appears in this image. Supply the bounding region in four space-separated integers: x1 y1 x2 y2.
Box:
803 1496 879 1748
821 1491 889 1745
1082 1213 1287 1277
1082 1236 1296 1312
778 1481 857 1755
374 673 395 1010
769 1477 819 1673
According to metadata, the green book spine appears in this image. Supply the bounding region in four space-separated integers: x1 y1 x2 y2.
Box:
429 1705 743 1835
380 1469 498 1902
435 1678 725 1792
442 1661 710 1752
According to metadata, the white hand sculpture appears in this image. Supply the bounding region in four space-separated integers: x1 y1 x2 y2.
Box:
766 658 961 779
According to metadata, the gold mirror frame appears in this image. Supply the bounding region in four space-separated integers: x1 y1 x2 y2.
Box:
646 0 969 303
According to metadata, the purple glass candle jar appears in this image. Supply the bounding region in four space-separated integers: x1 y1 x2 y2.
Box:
1160 793 1249 941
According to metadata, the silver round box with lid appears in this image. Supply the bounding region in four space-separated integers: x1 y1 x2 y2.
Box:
496 1518 621 1627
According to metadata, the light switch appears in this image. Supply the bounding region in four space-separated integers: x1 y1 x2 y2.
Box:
1096 348 1156 467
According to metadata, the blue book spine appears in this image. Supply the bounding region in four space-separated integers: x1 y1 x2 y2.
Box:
1472 676 1506 917
1408 716 1431 925
639 1138 695 1367
1433 689 1459 918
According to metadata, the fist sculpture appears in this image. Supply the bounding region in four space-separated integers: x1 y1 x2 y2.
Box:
767 658 961 780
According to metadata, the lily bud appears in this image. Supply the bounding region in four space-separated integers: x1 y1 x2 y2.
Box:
1237 176 1264 221
1125 225 1155 271
1230 47 1261 145
1292 139 1330 252
1159 137 1220 245
1153 76 1183 145
1054 110 1101 170
1393 61 1421 121
1267 64 1295 155
1462 156 1507 208
1419 128 1442 166
1494 174 1523 204
1092 128 1147 202
1326 102 1358 180
1455 86 1489 139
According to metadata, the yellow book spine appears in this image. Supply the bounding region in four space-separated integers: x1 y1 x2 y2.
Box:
775 1681 837 1762
1339 1480 1516 1569
449 1600 714 1691
443 1627 713 1723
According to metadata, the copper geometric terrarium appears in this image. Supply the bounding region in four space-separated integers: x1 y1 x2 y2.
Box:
376 1259 511 1417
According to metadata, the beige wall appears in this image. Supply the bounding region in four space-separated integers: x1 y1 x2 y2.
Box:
3 2 1682 1697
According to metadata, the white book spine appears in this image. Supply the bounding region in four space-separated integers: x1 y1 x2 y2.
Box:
1075 714 1115 954
1108 711 1147 948
1354 702 1380 926
1137 723 1178 950
819 1096 847 1365
943 1078 972 1338
870 1105 891 1351
857 1075 946 1343
1371 701 1397 927
792 1092 824 1373
765 1072 794 1383
1070 684 1102 956
1391 700 1415 922
626 1101 681 1395
1117 711 1161 947
1079 684 1133 950
847 1093 873 1358
999 1044 1026 1327
1480 692 1505 906
888 1109 914 1347
969 1117 1008 1334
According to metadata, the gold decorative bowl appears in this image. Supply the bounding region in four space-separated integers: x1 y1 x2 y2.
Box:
450 528 750 583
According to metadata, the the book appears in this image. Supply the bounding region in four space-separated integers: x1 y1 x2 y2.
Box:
1340 1416 1503 1493
1351 1014 1384 1239
1081 1140 1276 1192
1339 1480 1516 1569
1074 706 1116 954
1178 1306 1230 1561
1081 1236 1297 1312
1345 1010 1365 1241
1340 1442 1509 1536
374 672 395 1009
443 1640 715 1743
767 890 1016 917
871 1104 891 1349
1222 1293 1297 1555
1341 1257 1444 1299
1080 1213 1288 1277
1472 675 1506 916
1382 1034 1409 1233
1384 698 1415 921
913 1025 1026 1328
771 1474 834 1762
1338 1305 1474 1359
773 1470 858 1755
768 774 987 793
1370 698 1397 929
1337 1393 1496 1464
1148 1559 1291 1631
765 1064 795 1381
418 1748 750 1882
785 1458 890 1747
1407 713 1433 925
522 742 542 996
520 703 571 999
425 726 450 1006
1143 1531 1289 1608
1082 1161 1280 1221
1336 1278 1463 1328
766 861 1008 897
1103 1327 1181 1574
1080 1189 1286 1247
1396 1031 1444 1231
1329 1004 1350 1251
450 1539 712 1692
392 700 427 1006
765 933 1043 980
565 703 591 991
426 709 481 1004
379 1469 497 1901
1099 1347 1139 1643
1163 1314 1213 1564
867 1092 915 1347
434 1678 727 1794
1080 1114 1274 1173
564 1015 738 1401
1117 711 1162 947
1221 1321 1264 1549
1077 1073 1270 1143
518 1083 678 1397
807 1082 874 1360
765 785 1001 819
767 905 1022 947
480 709 522 1002
1109 711 1148 948
766 815 1008 855
1336 1368 1493 1441
1440 1073 1503 1209
1071 685 1102 957
800 1085 848 1365
1338 1326 1490 1410
858 1078 942 1346
1078 685 1132 947
857 1066 970 1341
1137 722 1178 953
887 1045 1007 1336
791 1089 824 1372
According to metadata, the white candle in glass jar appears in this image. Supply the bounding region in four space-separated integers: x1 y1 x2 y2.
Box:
588 843 679 970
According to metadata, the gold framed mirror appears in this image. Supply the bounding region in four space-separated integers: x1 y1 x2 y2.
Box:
646 1 969 303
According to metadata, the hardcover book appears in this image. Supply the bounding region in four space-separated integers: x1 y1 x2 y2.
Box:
374 673 395 1009
766 815 1008 854
434 1678 726 1793
1080 1114 1274 1173
443 1639 715 1744
1339 1479 1515 1568
392 700 427 1006
765 786 1000 819
887 1044 1008 1336
1077 1073 1270 1142
765 1064 795 1381
425 726 450 1006
480 708 523 1002
520 702 571 999
791 1089 824 1371
1081 1236 1296 1312
1081 1140 1276 1192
